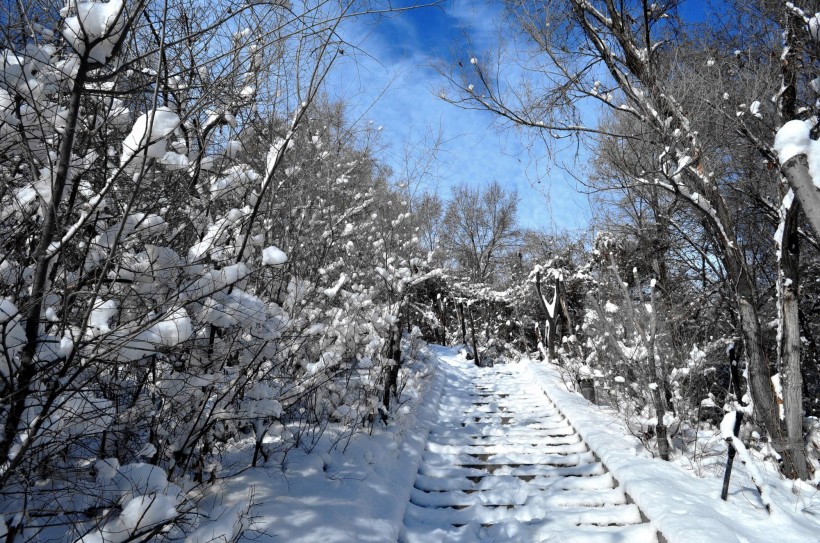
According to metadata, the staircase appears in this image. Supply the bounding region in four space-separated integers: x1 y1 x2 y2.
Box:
400 360 658 543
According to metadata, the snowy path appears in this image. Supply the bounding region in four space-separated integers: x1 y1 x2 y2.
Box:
220 347 817 542
400 354 658 543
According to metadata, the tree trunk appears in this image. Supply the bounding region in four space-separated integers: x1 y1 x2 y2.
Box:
799 309 820 416
534 322 547 361
779 155 820 240
735 295 799 476
458 302 468 347
382 315 403 421
439 298 447 345
648 285 670 461
728 342 742 399
1 62 88 465
777 198 809 479
535 270 559 363
576 0 801 478
468 305 481 367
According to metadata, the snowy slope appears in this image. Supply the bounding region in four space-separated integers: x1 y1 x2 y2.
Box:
210 346 446 542
527 361 820 543
209 350 820 543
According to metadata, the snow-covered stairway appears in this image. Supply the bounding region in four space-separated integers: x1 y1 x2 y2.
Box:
400 355 658 543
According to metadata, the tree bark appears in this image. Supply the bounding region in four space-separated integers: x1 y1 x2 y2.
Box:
1 63 87 464
777 198 809 479
439 298 447 345
799 308 820 416
468 304 481 367
382 315 403 421
535 270 559 362
458 302 468 347
648 285 670 461
780 154 820 239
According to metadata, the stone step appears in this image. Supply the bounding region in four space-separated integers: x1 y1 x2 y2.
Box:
413 471 616 493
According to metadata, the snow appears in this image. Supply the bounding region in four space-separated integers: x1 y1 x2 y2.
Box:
771 374 785 420
773 120 820 189
774 119 811 164
720 410 738 439
145 308 193 346
119 494 178 532
184 503 247 543
183 263 251 299
211 343 444 543
262 245 288 266
0 299 25 378
121 107 180 164
749 100 762 118
80 463 181 542
323 273 347 298
809 140 820 190
89 298 118 333
810 13 820 41
59 336 74 357
8 333 816 542
160 150 189 170
198 288 266 328
210 165 259 199
528 361 820 542
62 1 125 64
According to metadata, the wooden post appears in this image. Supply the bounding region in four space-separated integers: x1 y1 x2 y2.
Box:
721 411 743 501
721 343 743 500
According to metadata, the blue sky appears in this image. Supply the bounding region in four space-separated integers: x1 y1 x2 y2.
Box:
328 0 593 232
329 0 709 232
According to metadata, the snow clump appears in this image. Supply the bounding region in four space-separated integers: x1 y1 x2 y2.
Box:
774 119 820 189
62 0 126 64
0 299 25 378
810 13 820 41
121 107 180 164
262 245 288 266
774 119 811 164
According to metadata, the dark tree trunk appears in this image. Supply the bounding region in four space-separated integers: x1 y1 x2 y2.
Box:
439 298 447 345
468 305 481 367
535 271 559 363
1 62 88 467
382 315 403 421
776 197 808 479
799 309 820 416
458 302 468 347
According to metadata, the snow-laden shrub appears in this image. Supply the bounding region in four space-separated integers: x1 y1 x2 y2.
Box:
0 1 435 540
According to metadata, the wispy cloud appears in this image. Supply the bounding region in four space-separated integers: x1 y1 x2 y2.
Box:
328 0 592 232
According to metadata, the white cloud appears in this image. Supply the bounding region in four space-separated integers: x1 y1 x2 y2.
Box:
326 1 591 231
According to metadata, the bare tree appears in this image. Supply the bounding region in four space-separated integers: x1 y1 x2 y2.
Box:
0 0 438 538
441 180 520 282
440 0 811 478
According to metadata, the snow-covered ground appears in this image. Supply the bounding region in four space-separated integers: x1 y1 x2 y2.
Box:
526 361 820 543
400 351 656 542
206 348 820 542
205 345 446 542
